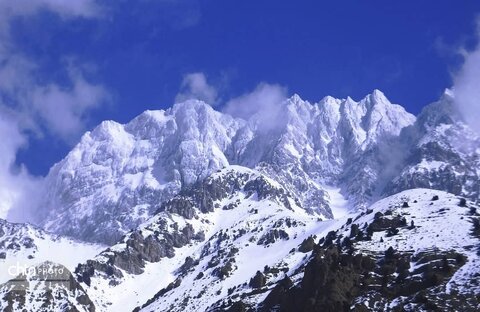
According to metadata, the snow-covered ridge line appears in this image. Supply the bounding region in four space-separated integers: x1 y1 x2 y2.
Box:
32 89 422 244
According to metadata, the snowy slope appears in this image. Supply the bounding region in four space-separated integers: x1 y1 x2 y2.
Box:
352 188 480 296
5 187 476 312
0 261 95 312
0 219 103 285
0 219 103 312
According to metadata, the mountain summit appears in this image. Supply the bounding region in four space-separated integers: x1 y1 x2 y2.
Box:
28 91 422 244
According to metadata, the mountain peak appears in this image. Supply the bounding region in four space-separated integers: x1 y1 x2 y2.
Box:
363 89 391 108
319 95 342 106
288 93 304 103
172 98 211 108
371 88 387 100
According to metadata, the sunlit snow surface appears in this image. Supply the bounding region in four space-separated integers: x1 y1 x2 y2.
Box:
323 185 352 219
0 220 103 284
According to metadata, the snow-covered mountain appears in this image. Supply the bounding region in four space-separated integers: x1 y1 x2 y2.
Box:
133 188 478 311
2 88 479 312
244 189 480 311
36 102 243 244
34 90 417 244
384 90 480 199
5 185 477 311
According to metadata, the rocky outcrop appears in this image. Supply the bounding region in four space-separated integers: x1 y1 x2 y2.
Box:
0 262 95 312
75 222 202 283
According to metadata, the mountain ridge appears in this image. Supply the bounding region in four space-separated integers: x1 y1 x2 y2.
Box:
30 90 422 244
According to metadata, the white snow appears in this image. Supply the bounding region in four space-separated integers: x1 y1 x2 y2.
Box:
323 185 352 219
0 222 104 285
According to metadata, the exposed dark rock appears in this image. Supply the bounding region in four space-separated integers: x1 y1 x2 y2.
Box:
350 223 360 238
249 271 266 289
76 222 199 285
298 236 315 253
214 260 235 279
260 238 474 312
368 215 406 232
226 300 249 312
257 229 289 246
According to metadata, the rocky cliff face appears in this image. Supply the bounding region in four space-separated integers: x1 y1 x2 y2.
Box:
38 101 244 244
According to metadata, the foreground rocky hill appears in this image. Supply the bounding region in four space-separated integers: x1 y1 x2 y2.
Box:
71 166 325 311
210 189 480 312
1 178 478 311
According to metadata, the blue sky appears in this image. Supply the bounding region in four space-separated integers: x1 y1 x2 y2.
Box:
1 0 479 176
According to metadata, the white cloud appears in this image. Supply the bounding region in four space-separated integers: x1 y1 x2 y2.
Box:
0 0 101 21
453 24 480 134
175 72 218 105
0 110 41 220
0 1 107 221
223 83 288 130
32 67 110 141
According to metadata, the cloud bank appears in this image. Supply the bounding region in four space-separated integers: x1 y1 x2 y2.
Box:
453 23 480 134
175 72 218 105
31 67 110 141
0 0 108 220
223 83 288 131
174 72 289 131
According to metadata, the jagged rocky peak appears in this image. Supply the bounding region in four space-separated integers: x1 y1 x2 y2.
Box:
415 88 460 131
36 100 246 244
382 89 480 201
339 90 416 149
32 90 419 244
